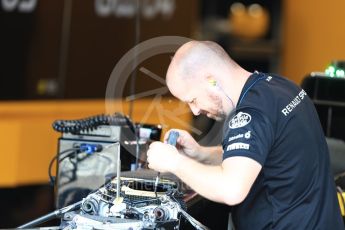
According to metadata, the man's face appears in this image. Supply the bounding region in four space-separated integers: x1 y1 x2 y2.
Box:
168 78 227 121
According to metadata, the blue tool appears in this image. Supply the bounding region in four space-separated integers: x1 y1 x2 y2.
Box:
154 131 179 196
167 130 179 146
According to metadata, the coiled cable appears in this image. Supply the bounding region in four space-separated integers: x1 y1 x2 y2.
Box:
52 113 135 134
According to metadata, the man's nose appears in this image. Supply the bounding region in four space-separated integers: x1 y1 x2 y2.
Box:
189 104 201 116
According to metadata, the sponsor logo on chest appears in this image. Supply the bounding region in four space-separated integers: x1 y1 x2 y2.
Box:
229 112 252 129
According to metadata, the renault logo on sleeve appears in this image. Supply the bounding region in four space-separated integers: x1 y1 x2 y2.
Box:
229 112 252 129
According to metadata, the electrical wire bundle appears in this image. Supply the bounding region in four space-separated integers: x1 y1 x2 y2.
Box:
52 113 140 170
52 113 135 134
48 144 103 185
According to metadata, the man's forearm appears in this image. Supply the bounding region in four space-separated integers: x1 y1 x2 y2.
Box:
172 154 241 205
197 145 223 165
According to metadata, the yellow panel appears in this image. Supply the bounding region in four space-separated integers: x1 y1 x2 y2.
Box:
0 121 21 186
16 119 60 185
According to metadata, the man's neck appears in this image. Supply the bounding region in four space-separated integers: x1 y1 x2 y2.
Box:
223 68 252 108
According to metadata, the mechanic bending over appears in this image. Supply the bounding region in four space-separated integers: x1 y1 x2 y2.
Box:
146 40 344 229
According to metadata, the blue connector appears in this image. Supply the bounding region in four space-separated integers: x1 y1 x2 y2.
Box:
79 143 103 154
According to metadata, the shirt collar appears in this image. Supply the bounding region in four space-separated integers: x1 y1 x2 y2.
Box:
236 71 263 107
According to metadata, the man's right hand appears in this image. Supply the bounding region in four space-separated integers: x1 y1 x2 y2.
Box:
164 129 201 160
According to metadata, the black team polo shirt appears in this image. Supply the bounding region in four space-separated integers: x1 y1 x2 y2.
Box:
222 72 344 229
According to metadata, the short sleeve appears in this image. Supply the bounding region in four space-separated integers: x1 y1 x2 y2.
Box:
222 108 274 165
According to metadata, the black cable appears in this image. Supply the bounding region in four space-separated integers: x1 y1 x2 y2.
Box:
49 143 105 185
48 148 79 185
52 113 135 134
52 113 140 171
59 150 79 163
